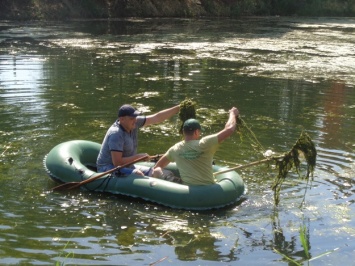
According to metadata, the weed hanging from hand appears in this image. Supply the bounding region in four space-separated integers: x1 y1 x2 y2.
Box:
179 98 196 134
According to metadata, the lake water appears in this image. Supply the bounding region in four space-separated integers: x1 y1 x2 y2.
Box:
0 17 354 265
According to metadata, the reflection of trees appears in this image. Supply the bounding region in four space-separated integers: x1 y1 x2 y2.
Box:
317 81 355 201
321 81 347 148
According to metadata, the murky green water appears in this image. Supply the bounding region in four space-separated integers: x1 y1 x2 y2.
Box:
0 17 354 265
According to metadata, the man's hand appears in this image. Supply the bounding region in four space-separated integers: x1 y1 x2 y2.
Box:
229 107 239 117
133 169 145 176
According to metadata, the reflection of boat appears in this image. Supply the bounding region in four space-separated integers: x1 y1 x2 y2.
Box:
44 140 245 210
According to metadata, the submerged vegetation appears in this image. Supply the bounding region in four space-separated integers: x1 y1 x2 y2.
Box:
0 0 354 20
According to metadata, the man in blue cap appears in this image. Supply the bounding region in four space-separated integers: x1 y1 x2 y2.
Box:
152 107 239 185
96 104 180 176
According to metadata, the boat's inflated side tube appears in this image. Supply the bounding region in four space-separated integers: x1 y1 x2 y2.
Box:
44 140 245 210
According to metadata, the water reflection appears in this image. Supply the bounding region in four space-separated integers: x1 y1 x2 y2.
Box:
321 81 350 146
100 202 241 263
270 211 310 264
0 18 355 265
0 55 45 104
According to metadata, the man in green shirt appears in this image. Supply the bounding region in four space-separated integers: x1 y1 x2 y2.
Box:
152 107 239 185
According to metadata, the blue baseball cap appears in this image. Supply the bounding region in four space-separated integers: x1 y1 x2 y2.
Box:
118 104 141 117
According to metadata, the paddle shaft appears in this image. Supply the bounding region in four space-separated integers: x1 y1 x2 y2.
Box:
213 155 284 176
52 154 150 191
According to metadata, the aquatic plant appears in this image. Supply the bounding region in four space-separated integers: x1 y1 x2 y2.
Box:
299 225 310 259
272 131 317 205
178 98 197 134
274 221 338 264
55 240 74 266
236 116 265 154
236 116 317 205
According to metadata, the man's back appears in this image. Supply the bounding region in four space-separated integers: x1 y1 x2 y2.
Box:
167 134 219 185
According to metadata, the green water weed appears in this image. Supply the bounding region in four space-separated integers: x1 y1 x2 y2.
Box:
55 240 74 266
299 225 310 259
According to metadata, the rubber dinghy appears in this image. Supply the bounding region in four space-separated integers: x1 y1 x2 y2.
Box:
44 140 245 210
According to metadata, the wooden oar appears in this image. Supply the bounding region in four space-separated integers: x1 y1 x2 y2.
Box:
52 154 150 191
213 155 284 176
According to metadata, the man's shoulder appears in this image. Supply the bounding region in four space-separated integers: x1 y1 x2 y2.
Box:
200 134 219 146
201 134 218 141
168 140 184 152
108 122 119 131
106 122 123 136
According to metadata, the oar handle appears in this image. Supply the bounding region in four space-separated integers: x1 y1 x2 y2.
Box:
213 155 284 176
70 154 149 189
149 154 163 160
52 154 149 191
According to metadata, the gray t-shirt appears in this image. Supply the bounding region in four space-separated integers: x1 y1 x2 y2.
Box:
96 116 146 169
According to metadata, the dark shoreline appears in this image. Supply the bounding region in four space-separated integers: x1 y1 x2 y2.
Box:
1 0 354 21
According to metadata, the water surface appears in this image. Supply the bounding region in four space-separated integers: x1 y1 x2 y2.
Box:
0 17 354 265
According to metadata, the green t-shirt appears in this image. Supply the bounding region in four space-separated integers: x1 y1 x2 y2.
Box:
166 134 219 185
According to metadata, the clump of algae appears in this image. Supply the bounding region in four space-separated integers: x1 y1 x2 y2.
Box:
178 98 197 134
272 131 317 205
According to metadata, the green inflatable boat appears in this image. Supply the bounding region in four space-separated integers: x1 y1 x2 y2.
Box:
44 140 245 210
